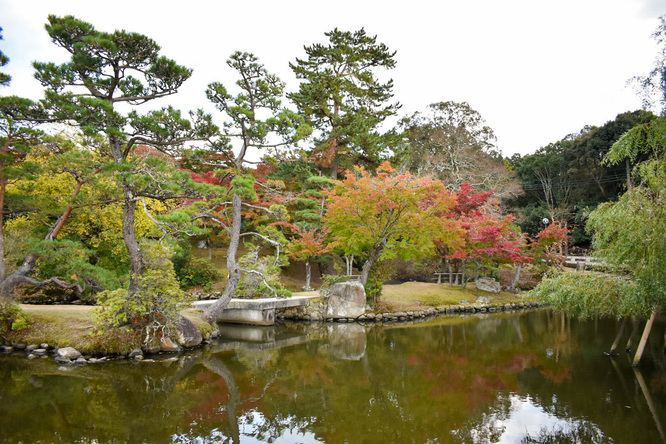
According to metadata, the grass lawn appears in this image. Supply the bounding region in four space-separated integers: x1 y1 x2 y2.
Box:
374 281 534 312
293 281 535 312
14 305 95 349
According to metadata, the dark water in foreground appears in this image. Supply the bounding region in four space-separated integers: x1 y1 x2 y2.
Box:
2 309 666 443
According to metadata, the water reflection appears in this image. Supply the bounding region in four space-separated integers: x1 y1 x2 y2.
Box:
1 310 665 443
453 394 607 443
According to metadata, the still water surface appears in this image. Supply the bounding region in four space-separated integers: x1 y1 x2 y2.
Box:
1 309 666 443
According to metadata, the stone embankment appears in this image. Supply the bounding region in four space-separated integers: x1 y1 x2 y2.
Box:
280 300 544 323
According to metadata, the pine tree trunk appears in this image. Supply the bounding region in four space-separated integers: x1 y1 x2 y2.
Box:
204 193 242 323
123 184 143 296
109 136 144 297
0 180 83 299
0 179 5 283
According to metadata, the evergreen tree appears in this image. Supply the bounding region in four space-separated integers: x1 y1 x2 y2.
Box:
27 15 216 297
202 52 309 322
289 28 401 178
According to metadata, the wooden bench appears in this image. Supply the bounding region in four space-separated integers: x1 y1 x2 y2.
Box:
433 272 464 285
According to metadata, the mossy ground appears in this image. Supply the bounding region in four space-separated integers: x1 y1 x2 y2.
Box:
376 281 535 312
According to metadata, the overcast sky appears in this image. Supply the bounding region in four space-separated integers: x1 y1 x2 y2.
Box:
1 0 664 157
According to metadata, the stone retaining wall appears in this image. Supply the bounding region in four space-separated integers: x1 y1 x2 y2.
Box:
278 300 544 323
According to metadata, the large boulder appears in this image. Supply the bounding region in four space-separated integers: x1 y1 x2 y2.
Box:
475 277 501 294
326 281 366 319
57 347 81 360
176 316 203 348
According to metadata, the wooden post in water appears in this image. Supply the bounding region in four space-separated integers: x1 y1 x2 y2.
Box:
633 308 659 367
608 317 628 355
626 318 639 352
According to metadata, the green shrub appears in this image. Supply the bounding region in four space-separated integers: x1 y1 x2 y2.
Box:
178 256 222 290
0 301 32 334
93 241 193 344
530 271 639 318
366 261 396 305
319 274 351 297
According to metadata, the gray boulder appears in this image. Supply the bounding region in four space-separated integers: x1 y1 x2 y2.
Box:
57 347 81 360
475 277 501 294
176 316 203 348
325 281 366 319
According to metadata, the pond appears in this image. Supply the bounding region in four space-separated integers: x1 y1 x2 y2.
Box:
1 309 666 443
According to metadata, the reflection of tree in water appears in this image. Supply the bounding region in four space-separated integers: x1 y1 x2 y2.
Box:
520 422 608 444
3 311 666 443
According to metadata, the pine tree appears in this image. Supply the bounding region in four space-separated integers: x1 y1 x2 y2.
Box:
289 28 401 178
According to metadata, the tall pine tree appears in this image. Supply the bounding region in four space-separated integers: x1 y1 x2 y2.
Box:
289 28 401 178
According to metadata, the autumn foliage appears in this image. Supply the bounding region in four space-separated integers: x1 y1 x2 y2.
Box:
324 162 458 287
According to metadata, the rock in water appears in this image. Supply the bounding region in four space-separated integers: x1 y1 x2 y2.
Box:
176 316 203 348
128 348 144 359
326 281 366 319
475 277 500 294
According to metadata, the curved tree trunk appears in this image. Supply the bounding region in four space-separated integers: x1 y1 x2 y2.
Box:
204 193 242 323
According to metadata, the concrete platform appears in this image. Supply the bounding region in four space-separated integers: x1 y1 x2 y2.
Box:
192 295 319 326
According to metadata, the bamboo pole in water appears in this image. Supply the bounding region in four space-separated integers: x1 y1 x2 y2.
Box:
608 317 628 355
626 318 639 352
633 308 659 367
